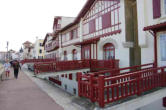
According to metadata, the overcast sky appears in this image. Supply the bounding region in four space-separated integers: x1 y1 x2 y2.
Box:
0 0 86 52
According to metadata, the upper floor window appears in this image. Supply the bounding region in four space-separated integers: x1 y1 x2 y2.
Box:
160 34 166 61
58 19 61 24
103 43 115 60
72 49 77 60
89 19 96 33
39 49 42 53
102 12 111 29
95 17 102 31
70 29 77 40
83 23 89 35
39 43 42 46
64 51 67 61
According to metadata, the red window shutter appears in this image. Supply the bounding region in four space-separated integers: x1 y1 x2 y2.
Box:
69 74 72 80
153 0 161 19
102 12 111 29
89 19 95 33
70 31 73 40
65 74 67 78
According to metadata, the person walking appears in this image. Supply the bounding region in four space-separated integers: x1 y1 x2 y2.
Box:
3 59 11 79
12 60 21 79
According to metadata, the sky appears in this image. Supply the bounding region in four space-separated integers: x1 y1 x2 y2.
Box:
0 0 86 52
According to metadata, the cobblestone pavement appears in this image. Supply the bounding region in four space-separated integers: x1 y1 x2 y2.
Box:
0 69 63 110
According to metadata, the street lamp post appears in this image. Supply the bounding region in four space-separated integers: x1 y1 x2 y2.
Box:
6 41 9 60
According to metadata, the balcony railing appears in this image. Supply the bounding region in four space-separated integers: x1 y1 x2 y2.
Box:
34 59 119 74
45 40 59 52
77 63 166 108
20 59 56 64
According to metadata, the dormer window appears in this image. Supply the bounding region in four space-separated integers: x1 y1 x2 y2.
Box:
58 19 61 24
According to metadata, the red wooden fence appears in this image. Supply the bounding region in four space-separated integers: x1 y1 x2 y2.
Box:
77 64 166 107
21 59 56 64
34 59 119 74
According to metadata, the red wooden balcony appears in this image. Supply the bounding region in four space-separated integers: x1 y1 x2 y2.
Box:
34 59 119 74
77 63 166 108
21 59 56 64
90 59 119 72
45 40 59 52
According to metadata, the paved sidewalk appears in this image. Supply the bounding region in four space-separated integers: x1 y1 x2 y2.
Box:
0 69 63 110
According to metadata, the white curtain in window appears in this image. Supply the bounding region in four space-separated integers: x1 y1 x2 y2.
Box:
160 34 166 61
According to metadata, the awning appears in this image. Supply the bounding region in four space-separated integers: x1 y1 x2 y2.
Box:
143 22 166 32
75 37 100 45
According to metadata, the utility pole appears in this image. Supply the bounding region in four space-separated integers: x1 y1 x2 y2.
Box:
6 41 9 60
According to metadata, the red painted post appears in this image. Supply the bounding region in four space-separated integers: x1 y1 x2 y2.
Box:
161 68 165 87
98 75 105 108
77 72 82 97
90 74 95 102
154 32 158 67
137 72 141 96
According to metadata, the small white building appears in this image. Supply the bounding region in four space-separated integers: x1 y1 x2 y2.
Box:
43 16 75 59
33 38 44 59
22 41 34 59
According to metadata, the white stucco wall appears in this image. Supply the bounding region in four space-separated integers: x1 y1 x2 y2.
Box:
61 45 81 61
61 17 75 28
137 0 166 66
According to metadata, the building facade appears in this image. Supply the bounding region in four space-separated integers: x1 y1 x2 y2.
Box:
33 38 44 59
22 41 34 59
43 16 75 59
40 0 166 109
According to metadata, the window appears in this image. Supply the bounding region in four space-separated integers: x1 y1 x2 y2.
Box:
69 74 72 80
82 45 91 60
39 49 42 54
160 34 166 61
64 51 67 61
89 19 96 33
70 29 77 40
153 0 161 18
95 17 102 31
102 12 111 29
103 43 115 60
39 43 42 46
83 23 89 35
72 49 77 60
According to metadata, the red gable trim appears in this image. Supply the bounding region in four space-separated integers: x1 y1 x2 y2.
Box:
75 37 100 45
42 33 54 46
143 22 166 32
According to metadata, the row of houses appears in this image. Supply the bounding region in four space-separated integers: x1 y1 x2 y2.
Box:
23 0 166 109
43 0 166 68
22 38 45 60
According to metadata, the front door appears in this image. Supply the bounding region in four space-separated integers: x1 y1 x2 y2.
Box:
81 45 91 60
158 34 166 66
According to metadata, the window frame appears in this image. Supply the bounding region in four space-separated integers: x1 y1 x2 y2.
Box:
64 51 67 61
103 43 115 60
72 49 77 60
160 34 166 61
